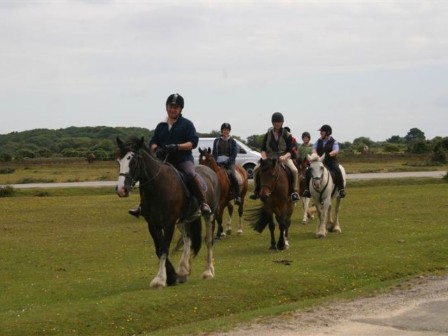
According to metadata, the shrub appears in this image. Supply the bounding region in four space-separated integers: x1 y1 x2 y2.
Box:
0 167 15 174
0 185 15 197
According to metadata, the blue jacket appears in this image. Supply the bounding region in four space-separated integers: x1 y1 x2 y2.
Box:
149 114 199 164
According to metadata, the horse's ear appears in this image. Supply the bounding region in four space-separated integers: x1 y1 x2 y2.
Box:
138 137 145 149
199 147 204 155
207 147 211 154
320 153 325 162
117 137 123 147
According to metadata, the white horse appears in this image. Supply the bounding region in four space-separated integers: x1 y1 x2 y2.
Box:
307 153 346 238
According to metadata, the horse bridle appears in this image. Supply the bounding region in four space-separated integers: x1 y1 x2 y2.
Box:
260 160 281 195
119 149 164 189
311 164 330 203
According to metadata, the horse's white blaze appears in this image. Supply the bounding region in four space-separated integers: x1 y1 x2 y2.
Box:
116 151 134 197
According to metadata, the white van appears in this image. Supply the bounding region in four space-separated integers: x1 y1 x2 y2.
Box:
193 137 261 179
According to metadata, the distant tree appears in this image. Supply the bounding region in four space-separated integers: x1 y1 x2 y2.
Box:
431 137 448 164
404 128 425 144
246 134 264 150
386 135 403 143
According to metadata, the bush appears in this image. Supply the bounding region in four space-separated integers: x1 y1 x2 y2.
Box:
0 167 15 174
0 185 15 197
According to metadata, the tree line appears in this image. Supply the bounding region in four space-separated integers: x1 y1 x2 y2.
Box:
0 126 447 164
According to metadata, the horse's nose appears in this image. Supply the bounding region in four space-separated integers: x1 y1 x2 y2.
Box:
116 185 129 198
260 194 268 202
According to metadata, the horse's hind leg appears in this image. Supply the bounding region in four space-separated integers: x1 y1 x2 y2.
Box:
226 202 233 235
237 202 244 235
177 232 191 283
302 197 310 224
202 214 215 279
330 198 342 233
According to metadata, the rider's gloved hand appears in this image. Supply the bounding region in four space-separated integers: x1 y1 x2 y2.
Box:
165 144 179 153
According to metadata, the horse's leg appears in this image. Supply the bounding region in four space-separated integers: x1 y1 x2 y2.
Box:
326 203 334 231
176 221 191 283
302 197 310 224
331 197 342 233
237 200 244 235
226 202 233 235
316 200 330 238
275 214 287 250
202 214 215 279
145 222 169 288
216 207 225 239
268 219 276 250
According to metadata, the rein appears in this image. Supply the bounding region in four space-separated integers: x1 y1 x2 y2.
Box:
312 166 330 204
260 161 281 195
120 149 165 189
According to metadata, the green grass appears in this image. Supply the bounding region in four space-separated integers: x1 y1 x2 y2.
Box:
0 180 447 335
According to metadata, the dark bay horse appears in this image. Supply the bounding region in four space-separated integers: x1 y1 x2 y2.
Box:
115 136 220 288
198 148 248 238
295 158 316 224
247 157 294 250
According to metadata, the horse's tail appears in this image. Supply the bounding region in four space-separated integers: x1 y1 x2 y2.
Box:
245 205 270 233
189 218 202 257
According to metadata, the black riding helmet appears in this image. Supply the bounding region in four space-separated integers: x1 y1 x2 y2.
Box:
221 122 231 131
166 93 184 109
302 131 311 139
318 124 332 135
271 112 284 123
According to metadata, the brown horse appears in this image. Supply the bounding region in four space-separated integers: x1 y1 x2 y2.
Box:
247 157 294 250
115 136 220 288
198 148 248 238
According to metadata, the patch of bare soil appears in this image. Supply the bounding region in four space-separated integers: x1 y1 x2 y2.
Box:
209 275 448 336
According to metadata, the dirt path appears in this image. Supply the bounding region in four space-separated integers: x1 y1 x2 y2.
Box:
211 275 448 336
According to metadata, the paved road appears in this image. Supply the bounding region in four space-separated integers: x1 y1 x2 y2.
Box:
2 171 446 189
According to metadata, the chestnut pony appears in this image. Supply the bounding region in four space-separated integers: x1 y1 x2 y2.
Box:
198 147 248 238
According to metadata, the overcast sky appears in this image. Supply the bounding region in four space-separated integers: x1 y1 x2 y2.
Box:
1 0 447 143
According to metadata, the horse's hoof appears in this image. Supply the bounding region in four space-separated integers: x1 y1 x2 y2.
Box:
178 275 188 283
302 220 308 225
237 229 243 235
269 246 277 251
202 270 215 279
150 281 166 289
220 232 227 237
316 233 326 239
226 229 232 235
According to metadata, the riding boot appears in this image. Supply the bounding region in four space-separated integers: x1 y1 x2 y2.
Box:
249 172 260 200
128 204 141 218
230 173 241 205
290 166 300 202
302 169 312 198
190 175 212 214
333 166 346 198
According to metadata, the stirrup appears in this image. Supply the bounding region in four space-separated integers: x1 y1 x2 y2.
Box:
249 193 259 200
200 203 212 214
128 206 141 218
290 192 300 202
234 196 242 205
302 189 311 198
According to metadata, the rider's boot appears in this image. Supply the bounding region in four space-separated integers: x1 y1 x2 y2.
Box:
230 174 241 205
128 205 141 218
249 172 260 200
190 174 212 215
302 169 312 198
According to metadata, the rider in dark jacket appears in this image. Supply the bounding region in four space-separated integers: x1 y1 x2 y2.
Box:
302 124 346 198
129 93 211 217
212 123 241 205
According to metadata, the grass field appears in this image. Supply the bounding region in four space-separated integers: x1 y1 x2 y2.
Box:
1 178 447 335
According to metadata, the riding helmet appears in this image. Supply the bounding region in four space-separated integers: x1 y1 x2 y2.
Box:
271 112 284 123
166 93 184 109
302 131 311 139
318 124 332 135
221 122 231 131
